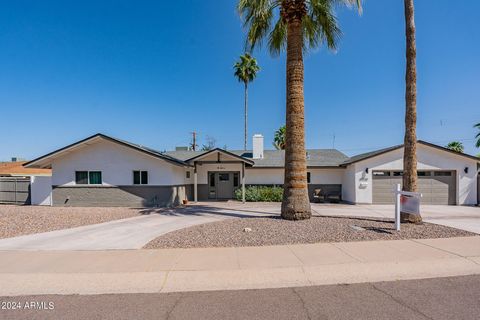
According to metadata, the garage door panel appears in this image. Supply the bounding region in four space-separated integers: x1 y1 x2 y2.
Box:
373 171 455 205
431 197 449 205
418 179 432 186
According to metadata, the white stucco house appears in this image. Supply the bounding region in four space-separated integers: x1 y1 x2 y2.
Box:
24 133 480 207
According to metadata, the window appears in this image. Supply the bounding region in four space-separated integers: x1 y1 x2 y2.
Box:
434 171 452 176
89 171 102 185
209 173 215 187
75 171 102 185
186 171 191 179
75 171 88 184
133 171 148 185
233 173 239 187
393 171 404 176
141 171 148 185
373 171 390 176
219 173 229 181
417 171 431 176
307 172 311 184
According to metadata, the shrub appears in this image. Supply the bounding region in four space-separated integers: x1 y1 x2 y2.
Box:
234 186 283 202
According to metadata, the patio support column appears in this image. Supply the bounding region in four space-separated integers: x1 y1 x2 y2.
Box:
242 162 246 204
194 163 198 203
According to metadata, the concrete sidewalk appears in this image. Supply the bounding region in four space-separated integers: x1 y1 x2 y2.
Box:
1 236 479 296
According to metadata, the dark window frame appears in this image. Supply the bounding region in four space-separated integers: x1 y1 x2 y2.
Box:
307 172 311 184
219 173 230 181
88 171 102 185
75 171 88 185
373 171 391 176
417 171 432 177
233 172 239 187
75 171 102 185
133 170 149 185
434 171 452 177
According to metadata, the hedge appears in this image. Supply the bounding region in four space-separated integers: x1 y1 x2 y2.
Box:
234 186 283 202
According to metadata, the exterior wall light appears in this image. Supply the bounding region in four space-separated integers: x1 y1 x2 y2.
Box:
464 167 469 174
365 168 369 174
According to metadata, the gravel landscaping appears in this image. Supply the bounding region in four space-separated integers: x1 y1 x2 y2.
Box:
0 205 141 239
144 215 477 249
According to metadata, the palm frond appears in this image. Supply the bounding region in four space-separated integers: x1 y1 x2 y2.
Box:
328 0 363 14
238 0 361 55
268 19 287 56
308 0 342 50
238 0 280 51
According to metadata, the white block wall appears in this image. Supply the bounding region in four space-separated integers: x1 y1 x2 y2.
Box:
244 168 344 185
52 139 187 186
30 176 52 206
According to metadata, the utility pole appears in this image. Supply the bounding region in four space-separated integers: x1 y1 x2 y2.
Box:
190 131 197 151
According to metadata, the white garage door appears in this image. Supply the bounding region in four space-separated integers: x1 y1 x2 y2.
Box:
372 170 456 205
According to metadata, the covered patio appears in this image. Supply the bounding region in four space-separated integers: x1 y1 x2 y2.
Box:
185 148 254 203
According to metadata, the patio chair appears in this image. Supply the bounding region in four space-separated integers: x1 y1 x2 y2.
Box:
326 191 342 203
313 189 325 203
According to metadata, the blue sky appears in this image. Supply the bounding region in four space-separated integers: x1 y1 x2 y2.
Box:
1 0 479 161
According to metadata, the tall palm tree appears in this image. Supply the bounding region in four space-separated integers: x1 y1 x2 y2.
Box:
446 141 464 153
402 0 421 223
234 53 260 150
273 125 286 150
475 122 480 148
238 0 361 220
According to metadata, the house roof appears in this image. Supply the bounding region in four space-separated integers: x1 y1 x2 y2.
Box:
341 140 480 165
24 133 192 168
0 161 51 176
24 133 479 171
165 149 349 168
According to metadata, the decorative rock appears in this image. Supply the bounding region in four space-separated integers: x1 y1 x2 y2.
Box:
243 227 252 232
349 225 365 231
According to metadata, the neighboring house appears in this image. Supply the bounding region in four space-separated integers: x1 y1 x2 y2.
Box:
0 161 51 177
23 133 480 207
0 160 52 205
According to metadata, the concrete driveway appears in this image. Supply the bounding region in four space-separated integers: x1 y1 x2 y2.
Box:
0 202 477 250
0 204 271 251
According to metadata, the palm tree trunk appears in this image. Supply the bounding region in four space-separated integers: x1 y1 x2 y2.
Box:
281 18 311 220
244 82 248 151
402 0 422 223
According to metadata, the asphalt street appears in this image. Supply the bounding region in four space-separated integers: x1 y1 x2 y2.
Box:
1 275 480 320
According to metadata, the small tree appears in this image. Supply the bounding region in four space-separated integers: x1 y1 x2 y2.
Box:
273 125 286 150
201 136 217 151
446 141 464 153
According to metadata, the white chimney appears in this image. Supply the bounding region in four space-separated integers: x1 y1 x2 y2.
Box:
253 134 264 159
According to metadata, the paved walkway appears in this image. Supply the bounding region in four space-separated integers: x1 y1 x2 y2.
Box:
1 236 479 296
0 205 271 250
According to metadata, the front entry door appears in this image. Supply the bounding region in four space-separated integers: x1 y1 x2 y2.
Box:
208 172 239 200
216 173 234 199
